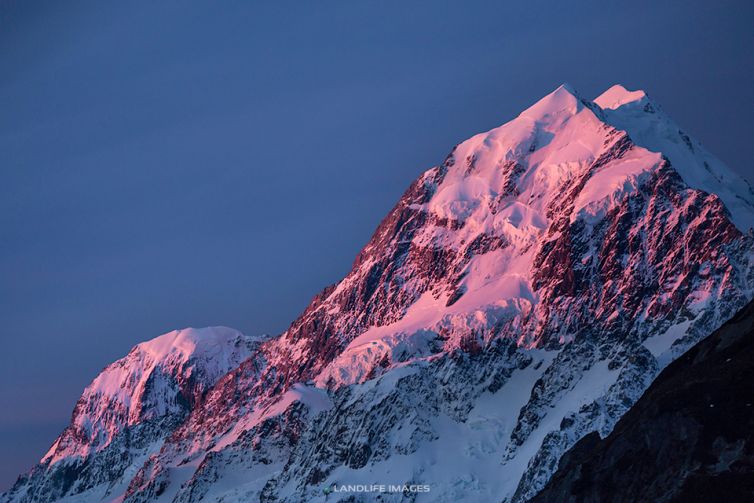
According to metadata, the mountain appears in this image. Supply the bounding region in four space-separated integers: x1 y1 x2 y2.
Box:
531 297 754 503
3 84 754 503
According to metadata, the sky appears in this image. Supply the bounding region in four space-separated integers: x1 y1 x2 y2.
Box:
1 0 753 490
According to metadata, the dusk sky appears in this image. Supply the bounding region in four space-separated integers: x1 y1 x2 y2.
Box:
2 0 753 489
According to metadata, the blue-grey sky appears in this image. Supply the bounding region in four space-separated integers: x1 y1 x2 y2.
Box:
1 0 753 489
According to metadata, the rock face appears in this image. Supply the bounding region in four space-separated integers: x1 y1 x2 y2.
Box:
3 84 754 503
531 298 754 503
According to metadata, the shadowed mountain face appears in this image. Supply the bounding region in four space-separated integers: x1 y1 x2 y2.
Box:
532 299 754 503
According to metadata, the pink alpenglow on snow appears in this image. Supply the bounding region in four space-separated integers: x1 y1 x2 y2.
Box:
41 327 261 466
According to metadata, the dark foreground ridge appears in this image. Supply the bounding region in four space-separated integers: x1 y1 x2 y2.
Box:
531 299 754 503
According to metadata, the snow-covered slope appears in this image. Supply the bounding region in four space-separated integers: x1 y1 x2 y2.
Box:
3 328 263 503
4 84 754 503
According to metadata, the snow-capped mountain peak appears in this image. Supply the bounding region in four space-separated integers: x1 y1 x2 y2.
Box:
40 327 261 467
5 84 754 503
594 84 754 231
520 83 584 120
594 84 649 110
